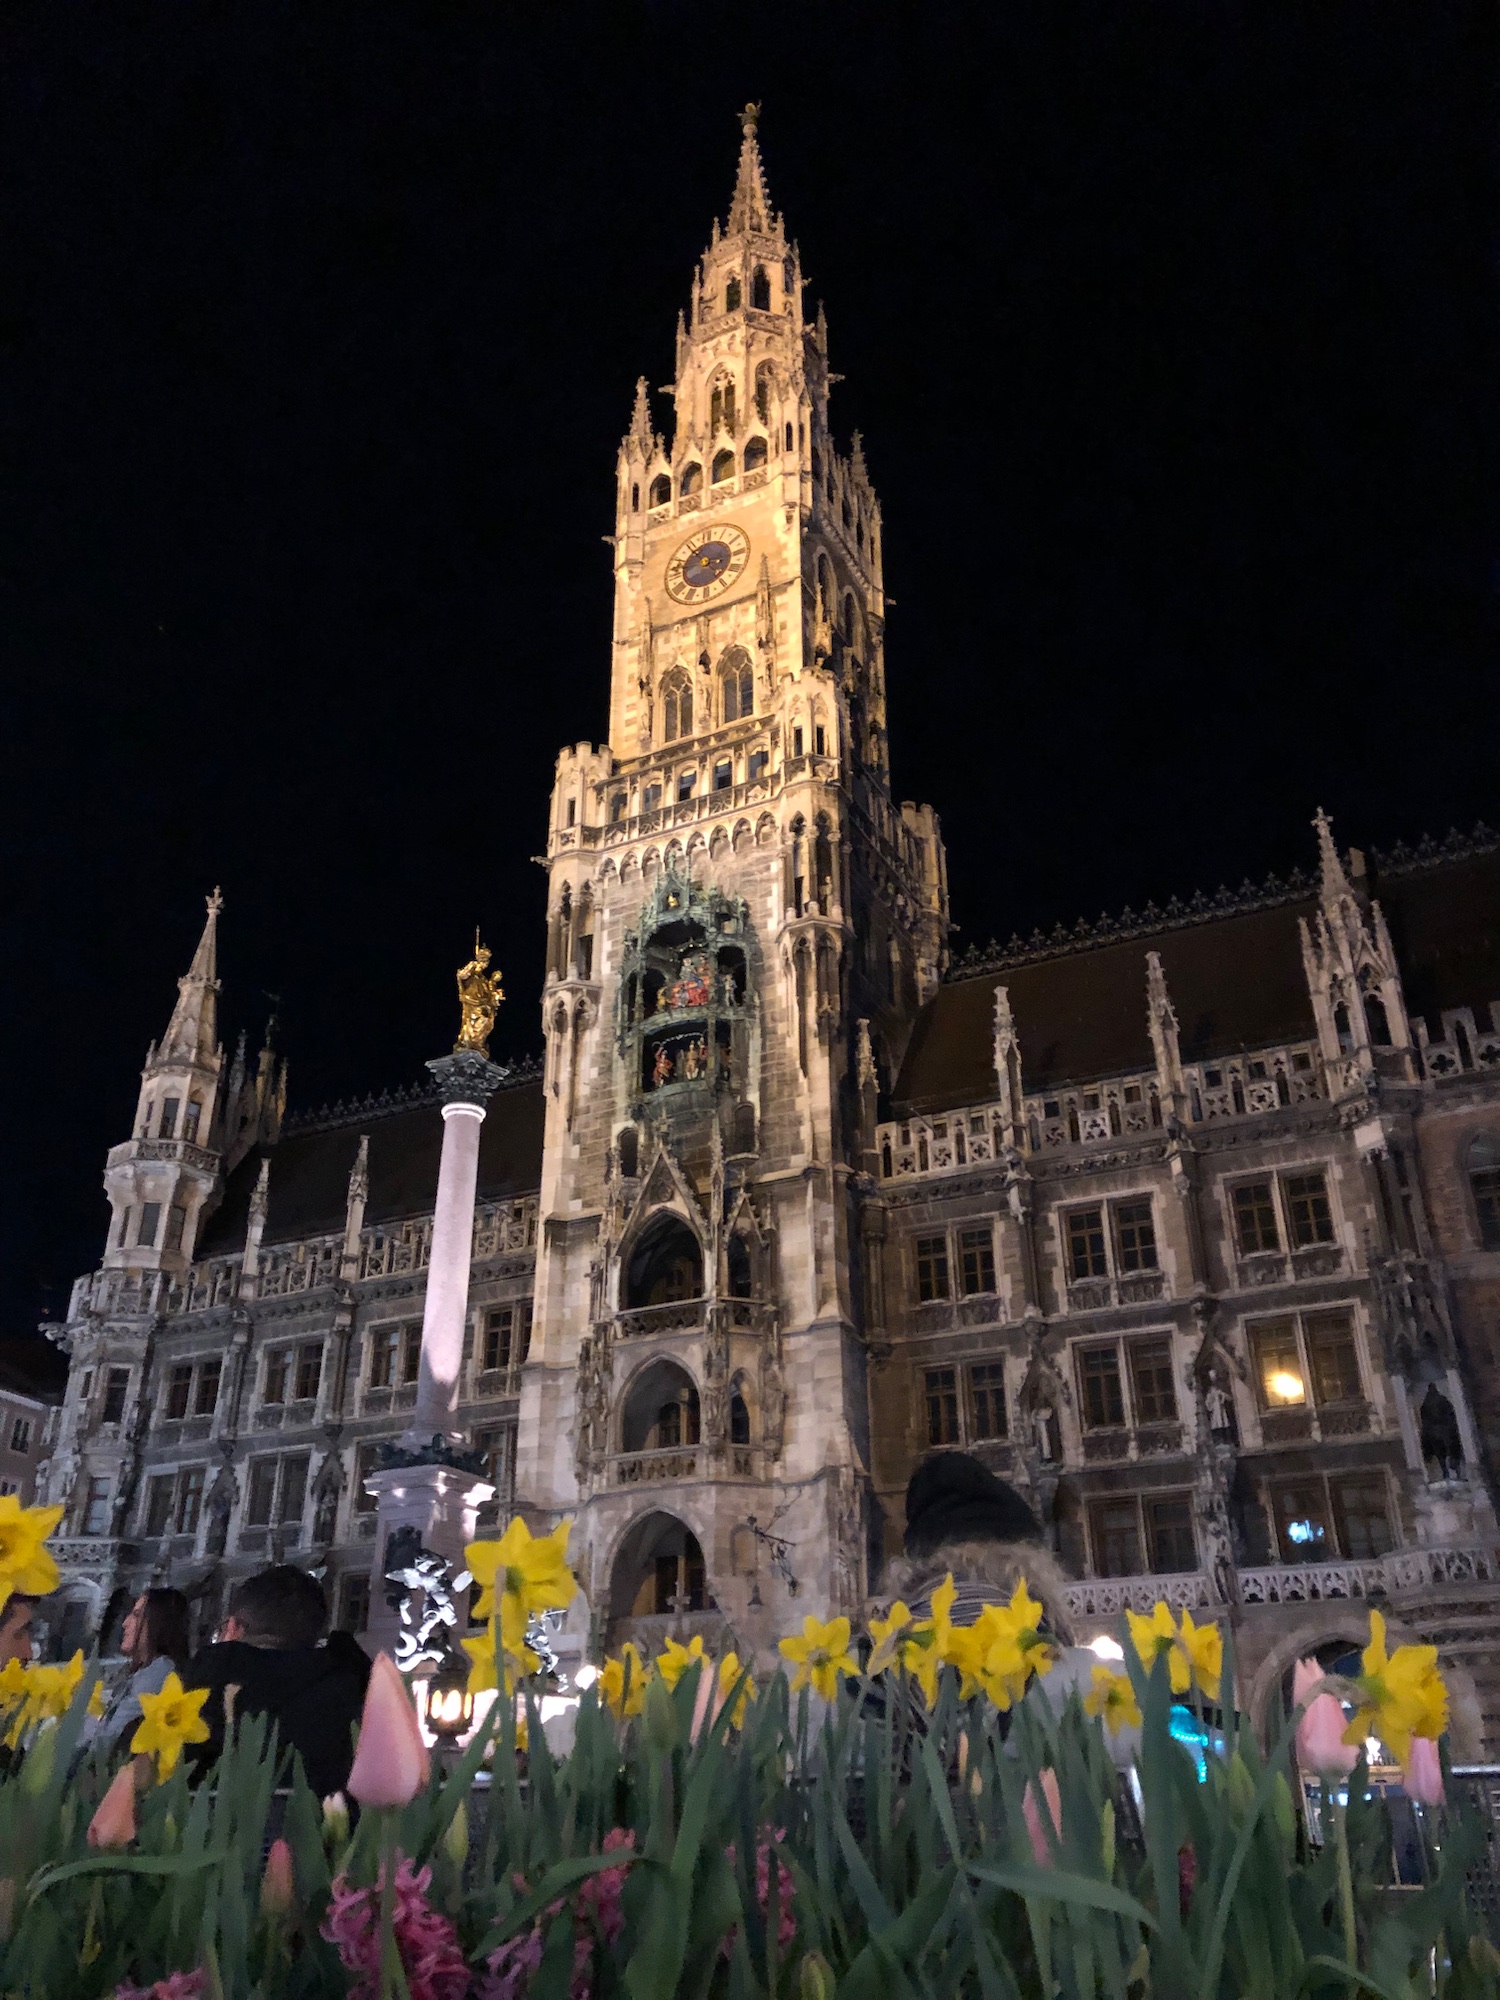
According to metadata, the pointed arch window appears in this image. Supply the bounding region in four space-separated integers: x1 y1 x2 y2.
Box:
679 463 702 499
649 473 671 507
754 362 774 426
720 648 754 722
784 422 794 453
660 670 693 743
630 482 640 512
725 274 741 312
751 265 771 311
712 448 735 485
743 435 767 474
710 379 737 436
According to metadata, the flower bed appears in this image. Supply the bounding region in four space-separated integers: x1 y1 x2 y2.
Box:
0 1503 1494 1998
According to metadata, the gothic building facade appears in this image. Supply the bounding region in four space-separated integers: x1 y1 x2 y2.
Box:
38 116 1500 1744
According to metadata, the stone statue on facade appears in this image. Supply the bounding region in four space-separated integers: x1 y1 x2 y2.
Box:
455 933 505 1057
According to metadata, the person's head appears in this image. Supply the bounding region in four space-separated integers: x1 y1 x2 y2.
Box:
122 1588 192 1670
220 1566 327 1650
0 1595 37 1668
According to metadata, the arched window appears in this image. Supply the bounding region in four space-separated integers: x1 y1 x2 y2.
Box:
630 482 640 512
609 1511 706 1623
1469 1135 1500 1250
743 435 767 474
679 462 702 499
1334 1003 1354 1052
784 422 794 453
810 447 822 485
710 379 737 435
1363 985 1392 1046
720 647 754 722
751 265 771 310
617 1126 639 1178
712 448 735 485
625 1215 704 1309
621 1359 701 1452
649 473 671 507
730 1390 751 1444
755 362 774 426
725 274 741 312
660 670 693 742
727 1236 753 1299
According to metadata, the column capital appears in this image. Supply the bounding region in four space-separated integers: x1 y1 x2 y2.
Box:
425 1050 508 1111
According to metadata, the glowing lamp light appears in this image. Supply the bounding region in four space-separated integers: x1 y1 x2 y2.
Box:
1286 1519 1326 1546
1088 1635 1126 1662
1267 1370 1306 1404
573 1664 599 1690
423 1661 474 1745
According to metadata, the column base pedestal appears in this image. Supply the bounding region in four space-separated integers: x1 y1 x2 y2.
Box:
364 1458 495 1654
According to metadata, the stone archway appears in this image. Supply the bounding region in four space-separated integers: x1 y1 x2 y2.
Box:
606 1508 722 1655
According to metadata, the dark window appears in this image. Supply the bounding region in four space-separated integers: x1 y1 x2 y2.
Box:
483 1307 514 1374
164 1206 187 1254
1232 1181 1280 1253
1067 1208 1108 1281
194 1359 220 1417
7 1419 28 1454
293 1343 321 1402
1332 1475 1394 1559
1145 1494 1196 1572
176 1466 204 1535
1251 1319 1306 1408
677 770 695 803
725 275 741 312
662 677 693 742
649 474 671 507
337 1573 370 1634
280 1454 309 1528
247 1459 278 1526
751 265 771 310
730 1392 751 1444
1286 1173 1334 1247
401 1326 422 1385
1080 1346 1126 1429
515 1304 533 1366
958 1225 996 1296
183 1099 201 1143
264 1348 290 1404
925 1368 959 1446
1113 1199 1157 1271
137 1202 162 1248
969 1361 1007 1440
102 1369 129 1424
1129 1339 1178 1425
814 724 827 756
82 1478 112 1535
748 749 769 783
713 759 732 791
721 655 754 721
915 1235 950 1303
165 1363 193 1421
630 482 639 511
354 1443 380 1514
159 1097 179 1139
792 726 804 757
1472 1153 1500 1250
610 792 626 823
743 434 767 472
712 448 735 485
1306 1311 1361 1405
145 1476 175 1537
369 1326 401 1389
785 422 794 452
679 462 702 498
1271 1477 1333 1562
1364 993 1392 1045
642 783 662 813
1090 1499 1143 1577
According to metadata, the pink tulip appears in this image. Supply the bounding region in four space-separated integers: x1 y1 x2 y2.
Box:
1022 1768 1062 1865
87 1764 138 1849
1403 1734 1445 1807
689 1664 721 1743
346 1653 429 1810
260 1836 296 1917
1293 1658 1359 1777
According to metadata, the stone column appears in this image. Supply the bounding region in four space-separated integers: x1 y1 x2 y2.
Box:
365 1050 505 1652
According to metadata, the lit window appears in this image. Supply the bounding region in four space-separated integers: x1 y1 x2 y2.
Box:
1252 1319 1306 1407
924 1368 959 1446
1270 1478 1333 1563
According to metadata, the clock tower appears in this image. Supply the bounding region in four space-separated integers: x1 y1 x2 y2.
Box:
516 107 949 1657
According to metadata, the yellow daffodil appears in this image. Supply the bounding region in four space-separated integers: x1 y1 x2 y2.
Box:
867 1600 916 1677
1084 1666 1143 1731
131 1672 211 1781
0 1498 63 1615
0 1659 27 1711
1127 1602 1188 1692
1176 1609 1222 1702
2 1652 94 1748
655 1633 709 1692
465 1517 577 1633
868 1600 944 1705
598 1642 649 1721
779 1614 857 1701
461 1619 533 1698
718 1650 758 1727
1342 1610 1449 1765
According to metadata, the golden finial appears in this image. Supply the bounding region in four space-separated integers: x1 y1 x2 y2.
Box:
740 101 761 139
454 932 504 1057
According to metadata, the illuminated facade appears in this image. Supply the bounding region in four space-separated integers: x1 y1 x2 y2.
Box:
38 116 1500 1744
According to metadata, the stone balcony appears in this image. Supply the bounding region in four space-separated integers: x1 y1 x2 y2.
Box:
611 1297 777 1342
1061 1545 1500 1622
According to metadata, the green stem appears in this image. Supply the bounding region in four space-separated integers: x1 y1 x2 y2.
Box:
1332 1788 1357 1969
377 1809 398 2000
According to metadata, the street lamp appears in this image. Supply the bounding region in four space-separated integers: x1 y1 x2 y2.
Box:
424 1655 474 1747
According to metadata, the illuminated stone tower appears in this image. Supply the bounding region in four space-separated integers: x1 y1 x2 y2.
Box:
516 108 948 1657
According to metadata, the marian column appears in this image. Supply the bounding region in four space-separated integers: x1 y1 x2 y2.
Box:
365 939 507 1653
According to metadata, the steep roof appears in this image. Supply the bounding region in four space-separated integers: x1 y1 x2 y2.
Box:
894 839 1500 1117
196 1078 545 1258
0 1338 69 1404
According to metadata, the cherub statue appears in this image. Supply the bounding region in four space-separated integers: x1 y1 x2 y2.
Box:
455 931 505 1056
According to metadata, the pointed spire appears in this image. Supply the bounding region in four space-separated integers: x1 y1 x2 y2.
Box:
160 888 223 1066
726 101 773 236
850 431 869 484
1313 807 1351 899
1145 951 1185 1114
629 375 652 449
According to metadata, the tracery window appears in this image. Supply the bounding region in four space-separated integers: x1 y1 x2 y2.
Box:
725 275 741 312
649 474 671 507
751 264 771 310
755 362 774 426
720 649 754 722
660 671 693 742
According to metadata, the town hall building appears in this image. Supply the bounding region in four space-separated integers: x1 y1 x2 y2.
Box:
36 112 1500 1748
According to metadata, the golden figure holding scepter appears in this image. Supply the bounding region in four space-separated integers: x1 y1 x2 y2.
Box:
455 930 504 1057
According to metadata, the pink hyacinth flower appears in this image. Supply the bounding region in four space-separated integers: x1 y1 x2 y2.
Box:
347 1653 430 1810
1292 1658 1359 1778
88 1764 138 1850
1022 1769 1062 1865
1403 1733 1445 1807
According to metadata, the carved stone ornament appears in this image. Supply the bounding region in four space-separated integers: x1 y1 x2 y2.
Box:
425 1049 509 1110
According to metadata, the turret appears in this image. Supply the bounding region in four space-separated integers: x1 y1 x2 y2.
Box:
102 891 227 1273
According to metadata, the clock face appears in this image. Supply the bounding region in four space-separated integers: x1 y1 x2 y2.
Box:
664 523 750 604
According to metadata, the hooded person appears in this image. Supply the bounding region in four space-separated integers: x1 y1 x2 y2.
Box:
878 1452 1138 1767
183 1565 371 1798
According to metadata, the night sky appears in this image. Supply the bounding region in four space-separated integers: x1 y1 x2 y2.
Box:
4 4 1495 1338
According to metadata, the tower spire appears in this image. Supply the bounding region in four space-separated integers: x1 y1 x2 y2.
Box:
161 887 223 1066
726 101 774 236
